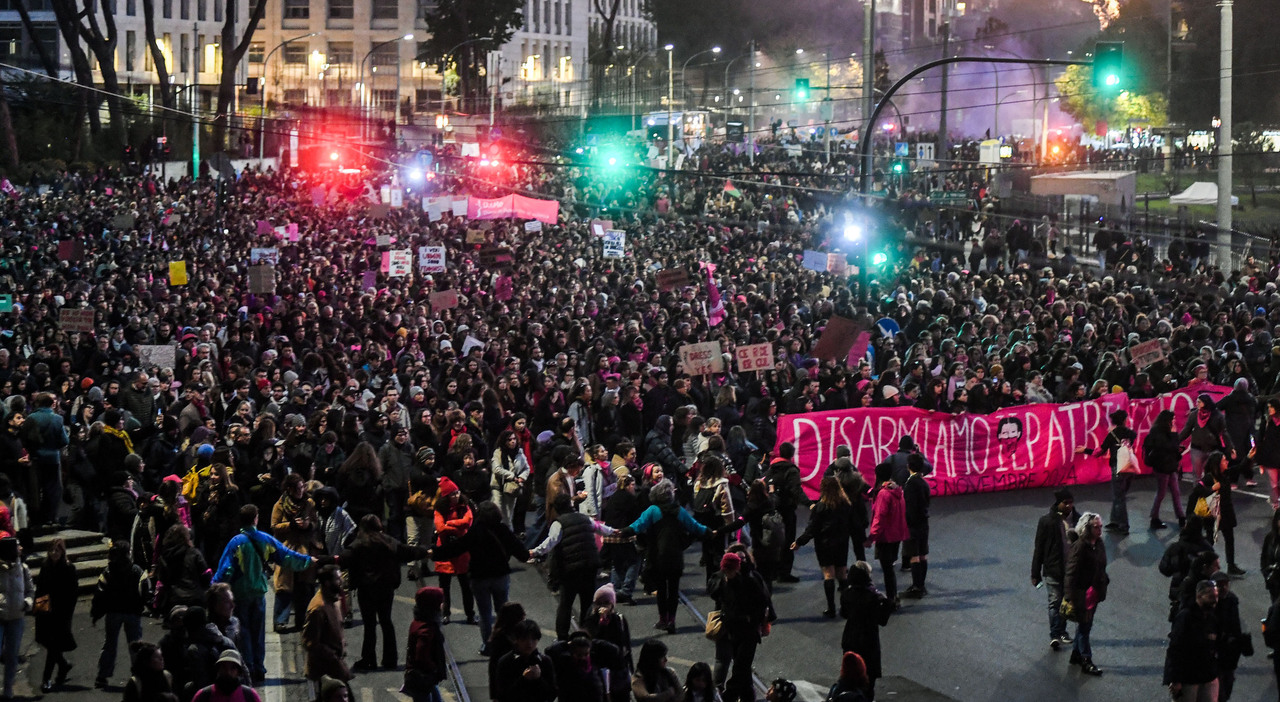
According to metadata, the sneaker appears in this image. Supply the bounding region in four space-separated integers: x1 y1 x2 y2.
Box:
1150 519 1167 530
1050 638 1062 650
1228 564 1247 577
352 659 377 672
653 618 668 630
1056 634 1074 645
822 609 836 618
901 586 927 599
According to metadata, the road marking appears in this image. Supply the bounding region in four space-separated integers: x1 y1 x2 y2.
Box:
678 591 768 697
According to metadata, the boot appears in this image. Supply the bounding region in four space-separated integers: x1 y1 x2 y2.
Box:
1080 658 1102 676
822 579 837 617
1150 518 1167 530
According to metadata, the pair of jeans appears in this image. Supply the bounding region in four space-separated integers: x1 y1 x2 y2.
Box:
0 618 19 692
1072 609 1094 660
1151 473 1185 520
470 575 510 646
722 634 759 702
235 597 268 677
1044 577 1067 640
1109 473 1133 528
96 612 142 681
273 581 315 629
610 545 641 598
37 460 61 525
523 495 547 549
357 586 397 666
437 572 474 620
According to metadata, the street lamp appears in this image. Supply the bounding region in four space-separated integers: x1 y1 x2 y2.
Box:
259 31 321 168
665 44 674 159
722 48 755 106
994 89 1027 138
358 33 413 141
680 46 720 109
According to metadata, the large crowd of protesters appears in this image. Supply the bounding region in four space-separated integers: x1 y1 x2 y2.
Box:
0 133 1274 702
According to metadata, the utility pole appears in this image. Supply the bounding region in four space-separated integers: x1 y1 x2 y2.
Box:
191 23 200 177
1216 0 1233 265
938 21 950 164
862 0 875 190
490 52 499 126
823 50 832 164
747 40 755 166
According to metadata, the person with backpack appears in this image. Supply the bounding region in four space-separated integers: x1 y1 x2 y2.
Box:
693 455 736 591
403 587 447 702
709 551 771 702
92 539 148 690
339 514 431 670
213 504 314 684
764 443 807 583
1081 410 1138 535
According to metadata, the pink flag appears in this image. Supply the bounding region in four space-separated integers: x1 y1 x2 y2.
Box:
705 265 726 327
0 179 19 200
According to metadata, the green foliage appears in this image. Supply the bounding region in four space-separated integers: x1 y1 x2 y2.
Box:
418 0 523 73
1056 64 1168 132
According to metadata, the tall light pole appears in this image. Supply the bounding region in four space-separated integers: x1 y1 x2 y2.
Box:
722 48 752 105
747 40 756 165
665 44 674 162
358 33 413 141
1216 0 1233 263
994 89 1027 139
259 31 320 168
680 46 720 109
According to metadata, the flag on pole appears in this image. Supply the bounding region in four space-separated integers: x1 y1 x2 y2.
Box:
723 179 742 199
0 179 20 200
702 262 726 327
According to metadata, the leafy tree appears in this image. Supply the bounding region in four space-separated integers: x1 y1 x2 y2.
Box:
1054 64 1167 133
419 0 524 113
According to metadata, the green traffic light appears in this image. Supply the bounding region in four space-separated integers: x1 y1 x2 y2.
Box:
872 252 888 265
1104 74 1119 86
892 162 904 173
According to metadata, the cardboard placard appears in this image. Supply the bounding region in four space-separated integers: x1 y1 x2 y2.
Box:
418 245 446 273
603 230 625 258
384 249 412 277
461 335 485 356
591 219 612 237
827 252 848 276
169 261 188 285
802 250 828 272
465 229 486 244
1130 338 1166 369
679 341 725 375
58 308 95 332
427 202 445 222
375 234 392 248
735 343 773 373
250 247 279 265
111 213 136 229
656 268 691 292
380 185 391 204
477 247 514 269
57 240 83 262
429 289 459 310
136 344 177 371
248 264 275 294
811 316 859 362
525 220 542 233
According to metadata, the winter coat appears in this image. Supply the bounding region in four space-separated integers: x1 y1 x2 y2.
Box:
433 504 473 575
1063 536 1108 614
1142 426 1183 474
303 591 351 681
339 531 429 592
1257 418 1280 468
1178 409 1234 454
795 501 852 565
626 503 709 577
1217 387 1257 454
154 541 211 610
642 429 683 475
34 557 76 652
708 568 770 644
868 485 908 544
1031 507 1080 583
494 649 558 702
213 527 310 601
839 569 892 679
1163 603 1220 685
764 458 807 511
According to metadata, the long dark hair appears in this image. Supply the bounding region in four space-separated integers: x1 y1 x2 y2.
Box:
636 639 670 690
489 601 526 645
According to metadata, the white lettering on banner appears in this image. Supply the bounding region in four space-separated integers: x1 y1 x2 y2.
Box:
778 386 1232 500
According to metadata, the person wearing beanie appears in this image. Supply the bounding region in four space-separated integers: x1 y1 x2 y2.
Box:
1082 409 1138 535
584 581 632 695
432 477 476 625
317 674 354 702
1218 377 1259 488
190 648 262 702
1032 489 1081 650
1178 392 1234 481
402 587 446 702
867 463 908 604
708 548 769 702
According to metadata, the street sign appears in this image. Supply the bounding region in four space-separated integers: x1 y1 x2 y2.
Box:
895 142 909 156
929 190 970 205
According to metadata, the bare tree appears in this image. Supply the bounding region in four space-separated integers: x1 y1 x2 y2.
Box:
212 0 269 149
48 0 99 148
49 0 125 135
140 0 173 108
13 0 58 77
590 0 622 107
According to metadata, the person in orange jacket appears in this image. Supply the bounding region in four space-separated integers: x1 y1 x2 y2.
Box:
432 478 476 624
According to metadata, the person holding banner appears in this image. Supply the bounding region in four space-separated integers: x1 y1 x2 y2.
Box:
1178 394 1235 481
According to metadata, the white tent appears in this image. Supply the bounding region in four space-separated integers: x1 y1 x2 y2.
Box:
1169 182 1238 207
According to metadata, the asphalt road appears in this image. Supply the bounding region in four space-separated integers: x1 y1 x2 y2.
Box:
20 475 1280 701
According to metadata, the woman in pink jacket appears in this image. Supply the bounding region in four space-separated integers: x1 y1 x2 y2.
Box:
867 462 909 606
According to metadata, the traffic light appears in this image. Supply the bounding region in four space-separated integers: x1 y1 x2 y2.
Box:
794 78 810 101
891 160 905 174
1093 42 1123 89
872 252 888 266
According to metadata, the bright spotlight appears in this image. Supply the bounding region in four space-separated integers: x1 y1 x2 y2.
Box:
843 224 862 242
408 168 423 182
329 151 339 161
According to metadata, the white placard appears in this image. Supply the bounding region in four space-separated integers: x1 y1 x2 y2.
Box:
603 230 625 258
418 245 446 273
525 220 543 233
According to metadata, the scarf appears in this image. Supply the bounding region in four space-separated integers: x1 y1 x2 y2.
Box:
1197 408 1211 425
102 424 135 454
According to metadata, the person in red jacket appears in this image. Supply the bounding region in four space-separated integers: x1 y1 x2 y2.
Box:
432 478 476 625
867 463 908 606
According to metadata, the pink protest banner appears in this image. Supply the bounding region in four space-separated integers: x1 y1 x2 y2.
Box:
777 386 1231 500
511 194 559 224
467 195 515 220
256 220 273 235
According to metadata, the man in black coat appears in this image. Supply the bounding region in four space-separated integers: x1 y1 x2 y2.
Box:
494 619 557 702
765 443 807 583
1031 489 1080 650
1164 580 1221 700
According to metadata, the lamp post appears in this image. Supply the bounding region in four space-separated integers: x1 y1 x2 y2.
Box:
259 31 320 168
679 46 720 109
994 89 1027 140
721 48 754 106
358 33 413 142
665 44 674 161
